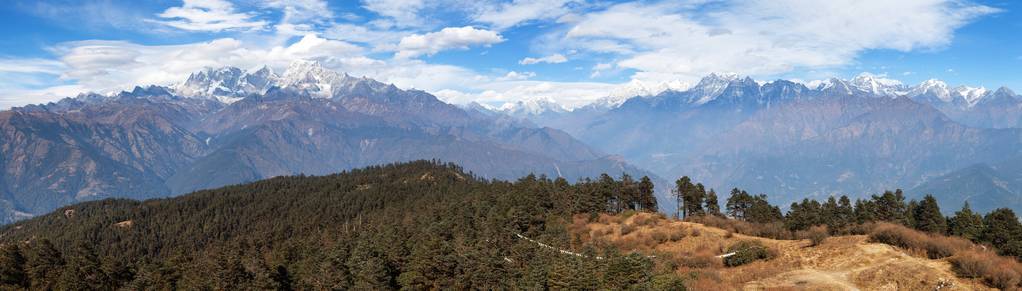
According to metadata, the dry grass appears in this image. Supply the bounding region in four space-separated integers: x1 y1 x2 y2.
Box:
868 223 974 259
569 212 998 290
689 215 793 240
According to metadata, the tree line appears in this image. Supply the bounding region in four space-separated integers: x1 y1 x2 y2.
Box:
674 176 1022 259
0 161 681 290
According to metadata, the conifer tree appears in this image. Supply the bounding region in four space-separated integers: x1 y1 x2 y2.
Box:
912 195 946 234
0 244 28 289
982 208 1022 257
56 243 105 291
948 201 983 241
25 239 63 290
704 188 721 216
638 176 657 211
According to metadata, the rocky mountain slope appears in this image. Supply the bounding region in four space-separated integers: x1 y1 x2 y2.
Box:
0 62 658 223
507 73 1022 209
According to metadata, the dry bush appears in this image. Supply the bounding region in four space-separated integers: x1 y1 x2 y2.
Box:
679 253 723 269
632 214 657 227
690 228 701 237
950 250 1022 289
847 222 876 235
651 230 669 244
620 223 637 235
668 227 687 242
724 230 734 239
796 225 829 247
868 223 972 259
690 215 793 240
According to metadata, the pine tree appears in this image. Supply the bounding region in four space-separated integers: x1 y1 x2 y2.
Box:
674 177 691 218
56 242 105 290
0 244 28 289
912 195 947 234
25 239 63 290
704 188 721 216
726 189 755 221
948 201 983 241
981 208 1022 257
638 176 657 211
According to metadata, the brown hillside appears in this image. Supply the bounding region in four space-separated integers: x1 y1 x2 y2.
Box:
568 212 993 290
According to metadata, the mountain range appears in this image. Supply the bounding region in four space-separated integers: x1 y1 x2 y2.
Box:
0 61 658 223
5 63 1022 223
481 73 1022 214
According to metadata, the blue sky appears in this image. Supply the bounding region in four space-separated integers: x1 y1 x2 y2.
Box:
0 0 1019 109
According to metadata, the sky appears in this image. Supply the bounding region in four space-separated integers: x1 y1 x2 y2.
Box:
0 0 1019 109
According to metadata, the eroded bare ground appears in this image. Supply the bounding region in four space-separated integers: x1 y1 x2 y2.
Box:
570 213 993 291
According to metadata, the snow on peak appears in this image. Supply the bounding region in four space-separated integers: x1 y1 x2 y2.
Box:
955 86 988 107
499 97 567 115
850 73 903 96
690 72 742 104
909 79 953 102
175 66 279 104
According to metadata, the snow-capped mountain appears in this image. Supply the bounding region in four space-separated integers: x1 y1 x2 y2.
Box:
174 60 396 103
849 73 906 96
175 66 278 103
498 97 568 116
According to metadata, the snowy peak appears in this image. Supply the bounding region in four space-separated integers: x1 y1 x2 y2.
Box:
955 86 988 107
909 79 953 102
850 73 904 96
689 73 741 104
175 66 280 103
499 97 567 115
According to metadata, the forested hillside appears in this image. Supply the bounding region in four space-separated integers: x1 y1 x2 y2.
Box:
0 160 675 290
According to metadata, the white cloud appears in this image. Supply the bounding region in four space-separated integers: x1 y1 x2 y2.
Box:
497 71 536 81
475 0 577 30
559 0 998 84
396 26 504 59
0 58 66 75
519 53 567 65
149 0 267 32
46 34 361 93
264 0 333 36
361 0 428 27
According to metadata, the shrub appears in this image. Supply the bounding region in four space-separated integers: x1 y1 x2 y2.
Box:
690 228 701 237
651 230 669 243
621 224 637 235
723 240 775 267
689 215 793 240
649 274 687 291
798 225 829 247
868 223 971 259
679 253 722 269
668 228 686 242
633 214 657 226
950 251 1022 289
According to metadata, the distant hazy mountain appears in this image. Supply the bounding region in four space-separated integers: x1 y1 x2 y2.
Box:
517 73 1022 210
0 61 660 223
910 157 1022 214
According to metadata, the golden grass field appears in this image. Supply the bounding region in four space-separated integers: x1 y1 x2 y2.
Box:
567 212 994 290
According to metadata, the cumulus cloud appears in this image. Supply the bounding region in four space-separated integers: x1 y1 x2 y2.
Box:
46 34 361 92
519 53 568 65
396 26 505 59
561 0 998 84
149 0 267 32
